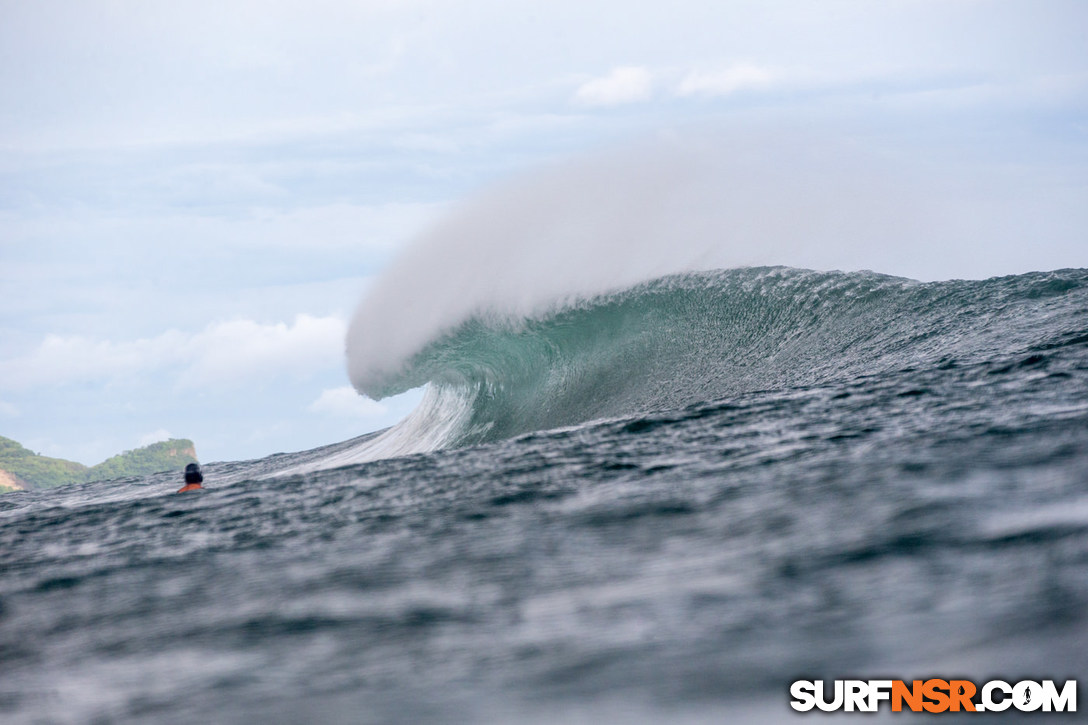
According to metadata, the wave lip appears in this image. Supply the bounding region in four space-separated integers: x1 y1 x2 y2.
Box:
324 267 1088 470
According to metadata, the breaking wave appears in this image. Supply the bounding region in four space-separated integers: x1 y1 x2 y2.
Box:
309 266 1085 470
287 133 1086 473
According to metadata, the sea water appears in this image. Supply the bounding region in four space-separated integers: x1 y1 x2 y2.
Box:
2 267 1086 723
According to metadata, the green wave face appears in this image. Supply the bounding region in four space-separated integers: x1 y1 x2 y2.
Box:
355 266 1086 455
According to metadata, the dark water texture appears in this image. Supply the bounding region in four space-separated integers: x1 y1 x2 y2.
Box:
1 268 1087 723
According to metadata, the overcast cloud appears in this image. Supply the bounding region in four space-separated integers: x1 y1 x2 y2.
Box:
1 0 1085 464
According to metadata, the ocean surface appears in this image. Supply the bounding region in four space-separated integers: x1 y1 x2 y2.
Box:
2 267 1087 723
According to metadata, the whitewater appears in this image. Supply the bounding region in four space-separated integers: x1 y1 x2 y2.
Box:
1 138 1087 723
317 134 1084 469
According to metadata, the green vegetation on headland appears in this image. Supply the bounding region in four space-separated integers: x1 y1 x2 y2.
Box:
0 436 199 492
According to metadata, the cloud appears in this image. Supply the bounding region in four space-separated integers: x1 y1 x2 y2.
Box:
574 67 653 106
0 400 19 417
0 315 347 391
0 331 187 390
181 315 345 387
138 429 173 447
308 386 387 418
676 63 776 97
574 62 781 106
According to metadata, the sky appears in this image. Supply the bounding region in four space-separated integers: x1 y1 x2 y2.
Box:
0 0 1085 465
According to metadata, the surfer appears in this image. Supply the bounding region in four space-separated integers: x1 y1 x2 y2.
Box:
177 463 204 493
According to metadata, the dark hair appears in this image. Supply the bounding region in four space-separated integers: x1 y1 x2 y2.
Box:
184 463 203 484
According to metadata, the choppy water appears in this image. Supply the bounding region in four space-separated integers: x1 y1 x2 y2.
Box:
2 267 1087 723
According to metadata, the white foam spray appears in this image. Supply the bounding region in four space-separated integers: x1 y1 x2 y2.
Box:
348 128 1057 396
296 126 1085 471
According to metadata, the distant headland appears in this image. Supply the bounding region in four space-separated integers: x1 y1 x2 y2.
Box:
0 436 198 492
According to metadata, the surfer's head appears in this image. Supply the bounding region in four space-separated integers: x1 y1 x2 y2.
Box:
184 463 203 485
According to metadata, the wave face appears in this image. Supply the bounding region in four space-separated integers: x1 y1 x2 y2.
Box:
321 266 1087 468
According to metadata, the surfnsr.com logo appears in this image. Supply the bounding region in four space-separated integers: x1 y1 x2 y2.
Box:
790 679 1077 713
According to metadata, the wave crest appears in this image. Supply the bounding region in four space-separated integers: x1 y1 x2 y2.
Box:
322 267 1087 468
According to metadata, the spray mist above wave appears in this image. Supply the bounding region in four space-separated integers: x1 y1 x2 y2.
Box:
347 133 926 396
346 129 1080 399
